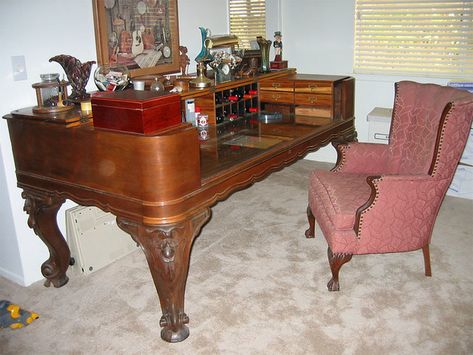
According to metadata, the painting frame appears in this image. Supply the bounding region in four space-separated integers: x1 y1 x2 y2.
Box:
92 0 180 78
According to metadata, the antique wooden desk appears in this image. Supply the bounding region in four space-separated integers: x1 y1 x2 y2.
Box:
4 80 355 343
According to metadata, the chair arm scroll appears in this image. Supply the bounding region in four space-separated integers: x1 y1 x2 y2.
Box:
333 142 391 174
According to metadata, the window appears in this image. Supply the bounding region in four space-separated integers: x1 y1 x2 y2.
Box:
229 0 266 49
354 0 473 78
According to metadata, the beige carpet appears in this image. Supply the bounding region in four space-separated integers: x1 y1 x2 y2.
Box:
1 160 472 354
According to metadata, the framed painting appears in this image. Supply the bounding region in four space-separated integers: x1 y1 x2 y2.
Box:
92 0 180 78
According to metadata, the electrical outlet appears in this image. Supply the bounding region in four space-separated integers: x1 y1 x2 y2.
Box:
11 55 27 81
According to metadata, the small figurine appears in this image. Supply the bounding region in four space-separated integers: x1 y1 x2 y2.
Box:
0 300 39 329
270 31 288 70
179 46 190 76
273 31 283 61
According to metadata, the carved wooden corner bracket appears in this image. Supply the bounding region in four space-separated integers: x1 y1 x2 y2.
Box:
22 189 65 235
21 188 69 287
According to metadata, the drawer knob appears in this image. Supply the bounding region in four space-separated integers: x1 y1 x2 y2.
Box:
272 94 281 100
308 84 318 90
272 83 281 88
309 96 317 104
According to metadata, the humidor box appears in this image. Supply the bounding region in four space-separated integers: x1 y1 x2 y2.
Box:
91 90 181 134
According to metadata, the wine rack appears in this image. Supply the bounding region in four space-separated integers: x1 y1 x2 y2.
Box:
214 83 259 124
179 69 296 126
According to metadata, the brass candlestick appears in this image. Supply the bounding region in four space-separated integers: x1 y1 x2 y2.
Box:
189 62 212 89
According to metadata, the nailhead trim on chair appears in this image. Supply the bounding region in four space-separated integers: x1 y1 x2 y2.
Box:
333 145 351 172
430 103 454 178
357 177 382 238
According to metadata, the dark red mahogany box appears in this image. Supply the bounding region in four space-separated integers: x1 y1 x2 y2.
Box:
91 90 181 134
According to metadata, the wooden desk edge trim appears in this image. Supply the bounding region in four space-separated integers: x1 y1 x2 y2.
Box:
13 118 355 226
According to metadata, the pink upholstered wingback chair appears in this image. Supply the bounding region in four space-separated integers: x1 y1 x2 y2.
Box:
306 81 473 291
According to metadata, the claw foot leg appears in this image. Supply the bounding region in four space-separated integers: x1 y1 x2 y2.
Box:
305 205 316 238
327 247 352 292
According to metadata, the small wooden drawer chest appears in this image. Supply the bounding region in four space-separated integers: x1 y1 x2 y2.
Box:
259 74 354 124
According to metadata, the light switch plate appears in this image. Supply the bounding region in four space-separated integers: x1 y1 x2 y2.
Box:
11 55 27 81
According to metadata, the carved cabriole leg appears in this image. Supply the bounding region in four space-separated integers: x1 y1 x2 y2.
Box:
117 208 210 343
305 205 315 238
327 247 353 292
21 189 69 288
422 245 432 277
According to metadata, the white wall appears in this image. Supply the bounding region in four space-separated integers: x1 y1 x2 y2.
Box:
0 0 99 287
0 0 228 286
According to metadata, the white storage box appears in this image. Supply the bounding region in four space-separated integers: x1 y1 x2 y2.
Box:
367 107 393 144
448 164 473 199
459 128 473 166
66 206 139 275
447 127 473 199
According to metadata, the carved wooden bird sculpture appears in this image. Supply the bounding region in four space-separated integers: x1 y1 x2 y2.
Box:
49 54 96 100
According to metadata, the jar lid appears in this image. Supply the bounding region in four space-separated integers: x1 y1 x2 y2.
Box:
40 73 60 82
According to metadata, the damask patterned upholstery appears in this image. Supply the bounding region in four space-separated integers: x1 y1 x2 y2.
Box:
306 81 473 291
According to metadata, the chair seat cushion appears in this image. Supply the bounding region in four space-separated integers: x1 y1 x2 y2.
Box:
309 170 372 230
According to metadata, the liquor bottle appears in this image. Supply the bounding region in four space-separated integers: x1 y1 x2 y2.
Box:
216 108 227 124
228 89 238 102
215 93 222 105
216 112 225 124
228 113 238 121
234 87 244 100
222 90 230 103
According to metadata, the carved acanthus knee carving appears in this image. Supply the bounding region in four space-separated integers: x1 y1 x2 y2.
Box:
117 208 211 343
21 189 69 288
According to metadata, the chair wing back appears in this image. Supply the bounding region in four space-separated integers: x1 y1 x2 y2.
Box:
430 99 473 181
389 81 473 176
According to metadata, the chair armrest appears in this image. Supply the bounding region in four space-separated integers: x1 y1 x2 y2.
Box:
354 174 450 253
332 142 391 174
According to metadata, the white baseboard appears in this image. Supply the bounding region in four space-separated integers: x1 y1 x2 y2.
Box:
0 266 26 286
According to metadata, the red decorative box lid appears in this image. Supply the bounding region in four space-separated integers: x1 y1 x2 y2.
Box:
91 90 180 109
91 90 182 134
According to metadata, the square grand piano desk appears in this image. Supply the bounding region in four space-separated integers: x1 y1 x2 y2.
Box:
4 109 355 343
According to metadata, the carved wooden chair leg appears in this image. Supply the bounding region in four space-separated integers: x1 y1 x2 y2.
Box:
422 244 432 277
327 247 353 291
305 205 316 238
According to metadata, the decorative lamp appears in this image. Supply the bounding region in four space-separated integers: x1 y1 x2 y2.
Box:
32 73 73 114
189 62 212 89
189 27 213 89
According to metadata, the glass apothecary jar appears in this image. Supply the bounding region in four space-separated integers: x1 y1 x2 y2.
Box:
32 73 73 114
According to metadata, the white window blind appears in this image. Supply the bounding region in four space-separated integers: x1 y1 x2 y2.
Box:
354 0 473 78
229 0 266 49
